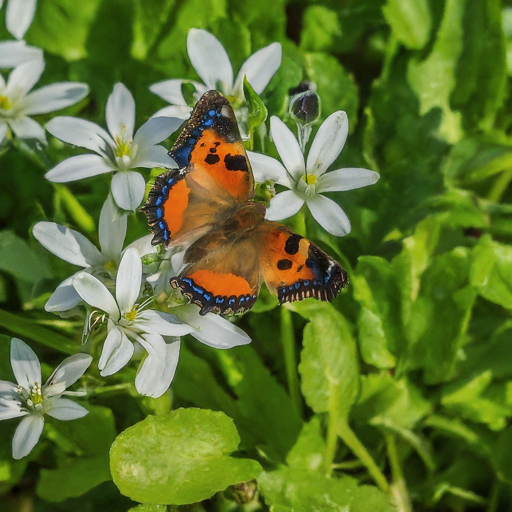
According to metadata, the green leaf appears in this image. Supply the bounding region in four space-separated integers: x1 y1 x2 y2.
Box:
129 505 167 512
285 416 326 472
37 405 116 501
243 76 268 136
258 468 394 512
470 235 512 309
110 408 262 505
0 231 52 283
293 301 359 419
27 0 102 60
382 0 432 49
300 6 342 52
491 425 512 483
407 0 465 143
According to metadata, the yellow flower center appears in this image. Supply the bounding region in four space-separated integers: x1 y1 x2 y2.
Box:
0 95 12 111
115 138 132 158
125 307 137 322
104 260 117 272
302 174 317 186
30 383 43 405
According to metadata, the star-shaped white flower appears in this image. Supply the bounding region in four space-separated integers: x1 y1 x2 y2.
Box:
44 83 183 211
0 40 43 68
150 28 281 120
1 0 37 40
33 194 128 313
0 59 88 146
0 338 91 459
248 113 380 237
73 247 251 398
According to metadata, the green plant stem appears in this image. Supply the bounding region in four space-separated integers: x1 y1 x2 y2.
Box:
280 307 303 419
386 435 412 512
337 419 390 494
487 168 512 204
86 383 133 397
45 423 84 456
324 412 339 476
332 459 364 470
487 479 500 512
0 309 76 354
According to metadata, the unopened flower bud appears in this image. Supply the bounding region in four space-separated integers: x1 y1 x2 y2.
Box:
289 83 321 125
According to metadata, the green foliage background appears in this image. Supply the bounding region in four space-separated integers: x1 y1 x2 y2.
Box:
1 0 512 510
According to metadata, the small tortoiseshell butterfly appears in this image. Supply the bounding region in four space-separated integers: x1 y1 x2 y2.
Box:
142 90 348 315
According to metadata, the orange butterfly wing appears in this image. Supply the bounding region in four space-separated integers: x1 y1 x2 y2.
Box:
142 90 253 246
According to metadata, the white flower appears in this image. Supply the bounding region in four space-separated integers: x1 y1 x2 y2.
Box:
72 247 251 398
33 194 127 313
0 59 88 146
248 113 380 237
1 0 37 40
45 83 183 211
0 40 43 68
150 28 281 120
0 338 91 459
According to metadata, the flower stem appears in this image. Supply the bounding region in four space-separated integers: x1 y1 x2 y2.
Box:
386 434 412 512
487 168 512 204
336 418 390 493
280 307 303 419
86 382 133 397
324 413 339 476
487 479 501 512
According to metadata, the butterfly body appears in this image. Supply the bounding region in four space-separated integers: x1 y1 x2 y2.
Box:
143 90 348 315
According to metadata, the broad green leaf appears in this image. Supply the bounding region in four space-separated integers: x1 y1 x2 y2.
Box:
382 0 431 49
470 235 512 309
407 0 465 143
293 301 359 419
258 468 393 512
357 308 396 369
0 231 52 283
285 416 326 472
243 77 268 136
300 6 342 52
443 135 512 186
110 408 262 505
28 0 102 60
304 52 359 129
37 406 116 501
129 505 167 512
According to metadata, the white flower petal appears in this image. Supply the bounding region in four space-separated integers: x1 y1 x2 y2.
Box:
270 116 305 181
6 59 44 98
126 234 156 258
106 83 135 142
0 122 8 144
135 310 194 337
247 151 292 187
10 338 41 390
99 194 127 261
265 190 304 221
45 154 114 183
12 415 44 459
150 79 202 106
22 83 89 116
135 336 180 398
46 398 88 420
187 28 233 91
46 353 92 389
307 194 351 237
45 116 113 155
0 41 43 67
306 111 349 177
72 273 120 319
134 144 176 169
111 171 145 211
33 221 103 267
116 248 142 314
134 116 182 148
98 328 134 376
45 275 82 312
151 105 193 120
233 42 282 97
0 405 27 420
8 117 45 142
317 168 380 193
6 0 37 40
0 380 18 399
176 305 251 348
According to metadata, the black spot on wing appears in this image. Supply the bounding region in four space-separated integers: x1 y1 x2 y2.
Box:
277 259 293 271
224 154 248 172
285 234 303 255
205 153 220 165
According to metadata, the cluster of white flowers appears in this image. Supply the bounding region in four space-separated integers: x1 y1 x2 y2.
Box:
0 7 379 459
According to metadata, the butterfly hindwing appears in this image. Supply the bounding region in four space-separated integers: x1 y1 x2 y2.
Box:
142 90 254 246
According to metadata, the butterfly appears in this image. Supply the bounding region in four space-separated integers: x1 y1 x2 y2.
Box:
142 90 348 316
